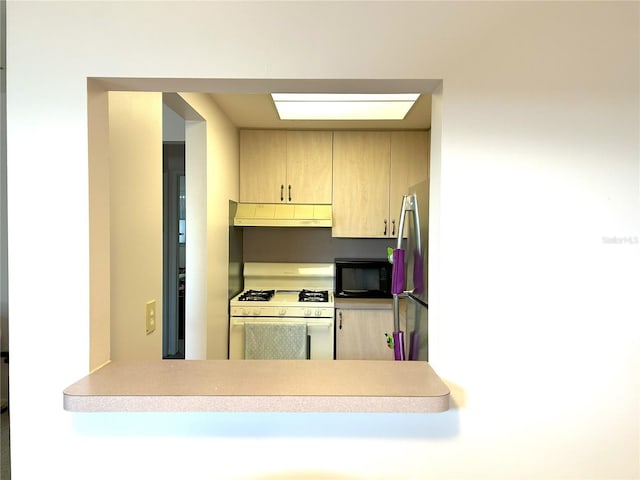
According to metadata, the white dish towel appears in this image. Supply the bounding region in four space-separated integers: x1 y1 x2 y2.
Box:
244 322 308 360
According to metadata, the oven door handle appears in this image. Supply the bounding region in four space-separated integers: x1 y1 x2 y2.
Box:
306 321 333 329
230 319 332 328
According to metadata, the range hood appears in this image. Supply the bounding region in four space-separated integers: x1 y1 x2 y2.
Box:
233 203 332 227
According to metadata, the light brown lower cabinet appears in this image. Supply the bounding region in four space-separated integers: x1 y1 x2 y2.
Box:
335 303 406 360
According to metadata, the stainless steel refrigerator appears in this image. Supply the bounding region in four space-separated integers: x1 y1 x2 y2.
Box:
391 180 429 361
228 200 244 300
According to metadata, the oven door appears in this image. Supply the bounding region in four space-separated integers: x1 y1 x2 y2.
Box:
229 317 334 360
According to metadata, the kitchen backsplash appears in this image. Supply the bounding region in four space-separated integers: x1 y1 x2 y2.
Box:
243 228 399 263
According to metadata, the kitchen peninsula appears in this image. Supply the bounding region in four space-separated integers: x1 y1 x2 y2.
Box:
63 359 450 413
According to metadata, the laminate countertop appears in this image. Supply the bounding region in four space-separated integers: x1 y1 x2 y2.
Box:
63 359 450 413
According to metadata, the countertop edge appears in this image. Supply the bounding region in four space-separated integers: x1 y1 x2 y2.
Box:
63 360 451 414
63 394 450 413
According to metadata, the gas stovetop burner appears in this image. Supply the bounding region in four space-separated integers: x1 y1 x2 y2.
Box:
299 289 329 302
238 289 275 301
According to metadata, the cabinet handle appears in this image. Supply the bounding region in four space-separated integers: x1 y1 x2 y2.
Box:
288 184 292 202
339 311 342 330
383 219 388 236
280 184 284 202
392 219 396 236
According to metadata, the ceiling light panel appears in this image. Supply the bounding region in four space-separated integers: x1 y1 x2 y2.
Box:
271 93 420 120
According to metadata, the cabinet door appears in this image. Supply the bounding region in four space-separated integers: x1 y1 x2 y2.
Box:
239 130 287 203
389 131 430 237
335 308 395 360
286 131 333 204
332 132 391 237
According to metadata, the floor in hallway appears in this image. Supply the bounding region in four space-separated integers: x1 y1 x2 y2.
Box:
0 407 9 479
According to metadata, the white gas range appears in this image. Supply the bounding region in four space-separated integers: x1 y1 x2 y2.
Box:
229 262 335 360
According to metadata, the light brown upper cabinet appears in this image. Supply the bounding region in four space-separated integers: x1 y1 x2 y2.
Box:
332 131 391 237
389 131 430 237
239 130 333 204
332 131 429 238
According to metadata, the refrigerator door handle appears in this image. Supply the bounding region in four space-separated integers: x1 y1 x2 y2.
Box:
393 193 423 334
396 193 422 254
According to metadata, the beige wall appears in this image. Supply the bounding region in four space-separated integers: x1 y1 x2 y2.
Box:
6 2 639 480
91 91 240 363
107 92 164 361
87 80 111 371
177 92 240 359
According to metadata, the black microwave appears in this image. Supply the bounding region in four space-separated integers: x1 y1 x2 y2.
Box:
335 259 393 298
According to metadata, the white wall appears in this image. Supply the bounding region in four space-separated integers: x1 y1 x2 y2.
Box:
6 2 639 480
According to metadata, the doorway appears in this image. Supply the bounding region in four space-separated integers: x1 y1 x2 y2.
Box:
162 94 208 360
163 142 185 359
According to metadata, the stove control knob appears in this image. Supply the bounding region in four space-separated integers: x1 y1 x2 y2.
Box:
279 308 286 316
315 310 322 317
304 309 312 317
253 308 261 316
242 309 250 316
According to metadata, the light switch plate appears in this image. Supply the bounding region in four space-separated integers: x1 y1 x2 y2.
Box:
145 300 156 335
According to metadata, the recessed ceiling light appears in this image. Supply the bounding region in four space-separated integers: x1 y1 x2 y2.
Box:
271 93 420 120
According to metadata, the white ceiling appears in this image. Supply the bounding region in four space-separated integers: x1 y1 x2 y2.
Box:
101 77 435 130
208 92 432 130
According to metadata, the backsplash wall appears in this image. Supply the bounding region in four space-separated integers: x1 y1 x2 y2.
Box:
243 227 399 263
